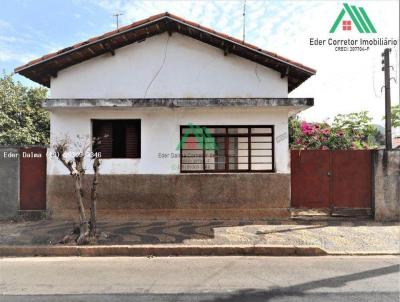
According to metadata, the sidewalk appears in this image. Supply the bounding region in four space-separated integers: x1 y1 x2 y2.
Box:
0 219 399 256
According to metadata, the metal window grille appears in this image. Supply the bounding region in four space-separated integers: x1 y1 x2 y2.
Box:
180 125 274 173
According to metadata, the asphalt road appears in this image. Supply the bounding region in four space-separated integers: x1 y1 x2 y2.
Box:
1 256 399 302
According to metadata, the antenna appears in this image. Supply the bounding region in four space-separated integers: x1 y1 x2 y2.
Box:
113 12 124 29
242 0 247 42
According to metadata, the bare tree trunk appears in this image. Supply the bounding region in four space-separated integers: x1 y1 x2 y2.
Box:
74 175 86 221
74 155 90 245
55 140 100 245
56 150 90 245
90 157 100 237
74 173 89 245
73 155 87 223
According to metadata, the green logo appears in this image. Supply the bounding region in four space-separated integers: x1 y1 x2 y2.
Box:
176 123 218 151
330 3 377 33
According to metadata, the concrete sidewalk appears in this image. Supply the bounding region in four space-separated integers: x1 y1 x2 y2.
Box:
0 219 399 255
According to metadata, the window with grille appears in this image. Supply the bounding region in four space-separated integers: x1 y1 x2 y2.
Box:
180 126 274 172
92 119 141 158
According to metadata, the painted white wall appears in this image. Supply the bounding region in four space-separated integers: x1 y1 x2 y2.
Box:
48 107 291 175
50 33 288 99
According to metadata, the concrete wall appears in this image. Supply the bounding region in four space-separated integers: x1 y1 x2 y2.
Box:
374 150 400 222
47 173 290 220
50 33 288 99
0 148 19 218
48 107 291 175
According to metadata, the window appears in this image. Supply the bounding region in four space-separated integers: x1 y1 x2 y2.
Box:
92 119 141 158
342 20 351 31
180 126 274 172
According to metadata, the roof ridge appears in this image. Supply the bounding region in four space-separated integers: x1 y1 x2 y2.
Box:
15 12 315 74
14 12 316 92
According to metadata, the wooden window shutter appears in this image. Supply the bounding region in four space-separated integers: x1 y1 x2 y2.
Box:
125 121 140 158
93 120 113 159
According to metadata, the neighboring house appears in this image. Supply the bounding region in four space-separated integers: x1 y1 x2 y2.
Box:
15 13 315 220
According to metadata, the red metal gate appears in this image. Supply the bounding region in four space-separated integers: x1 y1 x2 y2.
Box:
291 150 372 210
19 147 47 210
291 150 330 208
331 150 372 208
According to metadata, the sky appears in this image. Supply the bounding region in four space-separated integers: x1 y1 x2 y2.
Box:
0 0 399 125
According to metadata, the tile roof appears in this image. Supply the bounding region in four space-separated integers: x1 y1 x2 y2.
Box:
14 12 316 92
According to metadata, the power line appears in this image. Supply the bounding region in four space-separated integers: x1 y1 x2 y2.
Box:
372 63 383 98
392 46 399 84
242 0 246 42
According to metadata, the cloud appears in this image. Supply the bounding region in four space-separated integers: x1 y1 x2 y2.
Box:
0 32 38 64
0 19 10 29
0 18 69 68
94 0 245 35
261 1 400 124
0 48 37 64
92 1 399 123
3 0 398 125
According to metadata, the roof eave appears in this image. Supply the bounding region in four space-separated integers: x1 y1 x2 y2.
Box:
14 13 316 91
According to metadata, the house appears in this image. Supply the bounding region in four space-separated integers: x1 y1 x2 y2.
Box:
329 3 377 33
15 13 315 220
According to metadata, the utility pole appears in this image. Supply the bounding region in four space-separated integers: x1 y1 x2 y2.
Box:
382 48 392 150
113 12 124 30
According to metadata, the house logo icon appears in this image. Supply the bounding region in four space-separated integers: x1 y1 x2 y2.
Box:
329 3 377 33
176 123 218 151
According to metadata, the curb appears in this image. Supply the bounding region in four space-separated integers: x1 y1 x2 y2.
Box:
0 245 327 257
326 251 400 256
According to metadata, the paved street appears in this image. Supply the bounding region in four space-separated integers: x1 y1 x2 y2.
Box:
1 256 399 301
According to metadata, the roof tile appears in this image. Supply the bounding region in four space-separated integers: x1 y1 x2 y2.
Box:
14 12 316 89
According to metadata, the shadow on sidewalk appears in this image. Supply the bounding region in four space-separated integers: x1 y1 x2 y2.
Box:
0 219 398 246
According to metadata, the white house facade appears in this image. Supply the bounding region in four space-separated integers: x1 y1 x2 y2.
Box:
15 13 315 220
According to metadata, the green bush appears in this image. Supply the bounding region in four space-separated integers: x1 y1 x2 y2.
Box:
0 73 49 145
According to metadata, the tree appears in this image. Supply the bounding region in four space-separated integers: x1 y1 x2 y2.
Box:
331 111 378 146
54 135 101 245
384 104 400 128
373 125 385 147
289 111 378 150
0 73 49 145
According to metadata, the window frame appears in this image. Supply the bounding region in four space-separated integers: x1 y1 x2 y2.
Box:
91 119 141 159
179 125 275 173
